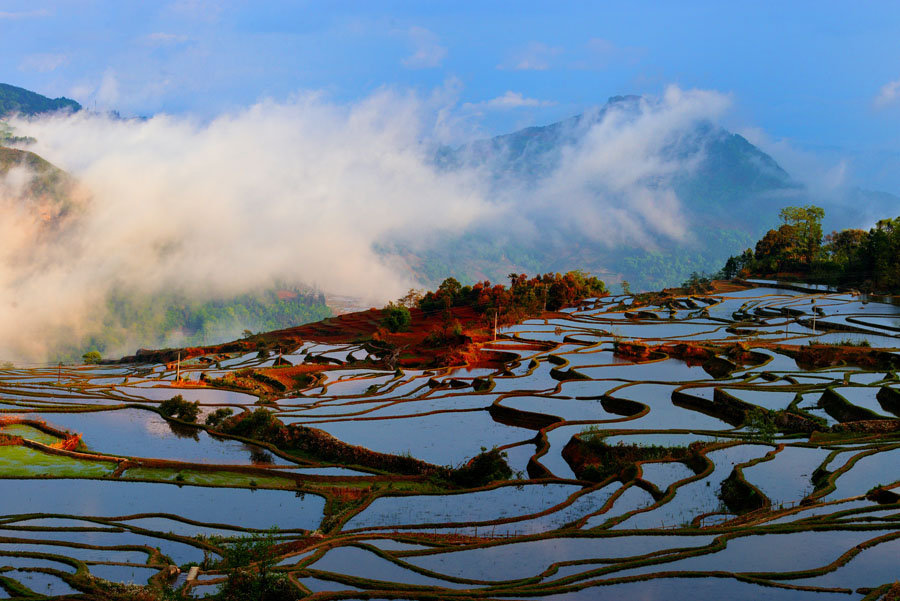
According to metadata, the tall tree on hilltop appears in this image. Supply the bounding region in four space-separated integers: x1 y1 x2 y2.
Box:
778 205 825 265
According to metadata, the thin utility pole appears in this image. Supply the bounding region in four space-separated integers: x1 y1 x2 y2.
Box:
176 352 181 382
493 308 499 341
57 362 61 384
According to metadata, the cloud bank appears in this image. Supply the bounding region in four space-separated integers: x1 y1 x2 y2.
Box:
2 90 488 359
475 86 732 248
1 84 731 361
464 91 556 111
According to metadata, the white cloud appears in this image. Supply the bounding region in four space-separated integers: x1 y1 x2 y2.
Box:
68 70 177 114
96 70 121 107
402 26 447 69
67 83 95 103
739 126 850 197
586 37 616 58
874 78 900 108
2 90 491 359
575 37 644 69
519 86 732 248
486 91 555 109
18 53 68 73
464 91 556 111
498 42 563 71
0 9 52 19
141 32 189 46
1 84 739 360
165 0 221 22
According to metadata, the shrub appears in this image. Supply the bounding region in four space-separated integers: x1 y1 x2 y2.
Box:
719 469 768 514
449 447 512 487
745 407 777 441
82 350 102 364
217 529 299 601
205 407 234 427
450 319 463 337
381 302 411 332
291 373 314 388
576 434 694 481
159 395 201 422
221 408 281 440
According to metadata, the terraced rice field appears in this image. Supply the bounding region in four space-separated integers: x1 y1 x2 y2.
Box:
1 282 900 599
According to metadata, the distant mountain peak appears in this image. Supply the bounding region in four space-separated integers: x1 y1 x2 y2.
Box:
607 94 642 105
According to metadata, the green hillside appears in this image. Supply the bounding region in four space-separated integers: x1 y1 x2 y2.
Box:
66 287 332 363
0 83 81 116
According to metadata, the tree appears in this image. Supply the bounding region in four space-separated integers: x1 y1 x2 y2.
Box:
217 528 299 601
722 256 738 280
682 272 712 293
159 395 201 422
397 288 424 309
722 208 900 294
82 350 102 364
205 407 234 427
779 205 825 265
381 303 411 332
448 447 512 487
824 229 867 265
436 277 462 302
863 217 900 290
754 224 798 272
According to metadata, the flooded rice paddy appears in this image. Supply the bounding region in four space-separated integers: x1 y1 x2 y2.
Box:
1 283 900 598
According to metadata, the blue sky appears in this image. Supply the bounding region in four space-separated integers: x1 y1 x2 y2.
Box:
2 0 900 192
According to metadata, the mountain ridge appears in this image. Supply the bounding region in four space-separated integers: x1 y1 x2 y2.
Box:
0 83 81 117
2 83 897 294
422 95 898 290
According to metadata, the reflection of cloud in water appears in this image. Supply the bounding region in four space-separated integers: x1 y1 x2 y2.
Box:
143 412 173 439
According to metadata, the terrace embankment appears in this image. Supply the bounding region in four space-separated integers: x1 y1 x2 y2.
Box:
120 304 542 372
562 433 708 483
0 416 83 451
614 336 899 373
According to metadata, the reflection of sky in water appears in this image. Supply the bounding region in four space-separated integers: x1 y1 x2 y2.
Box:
2 283 900 596
31 409 289 465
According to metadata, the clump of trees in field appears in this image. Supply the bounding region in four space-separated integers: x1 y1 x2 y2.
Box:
159 395 201 422
418 271 607 323
722 205 900 293
377 271 606 338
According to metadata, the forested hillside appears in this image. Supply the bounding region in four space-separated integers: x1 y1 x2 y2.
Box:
64 287 332 363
